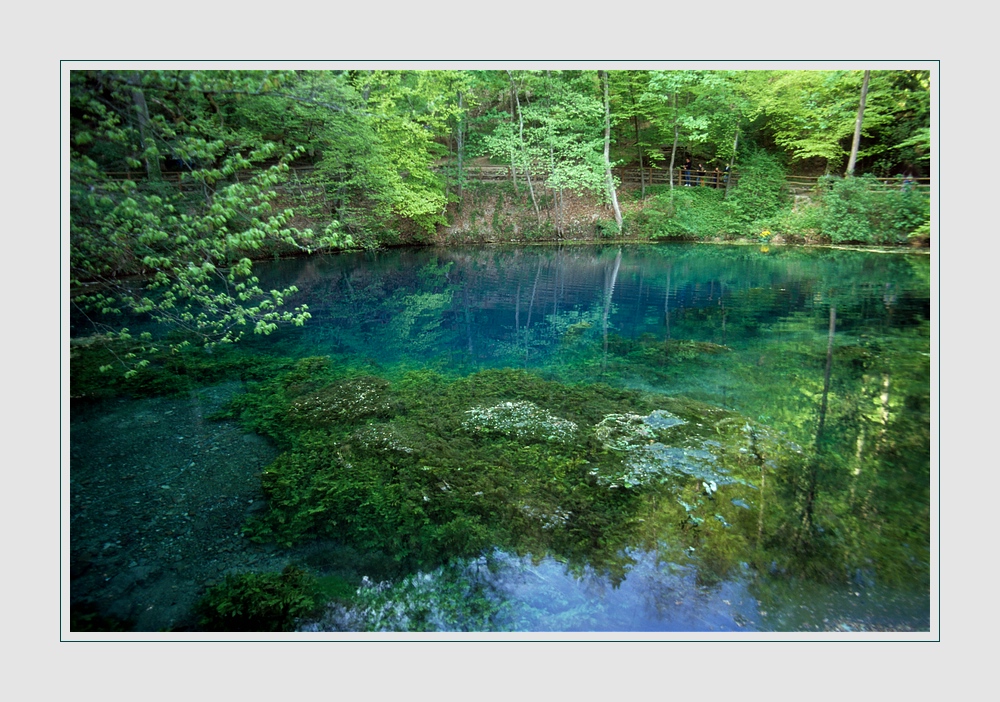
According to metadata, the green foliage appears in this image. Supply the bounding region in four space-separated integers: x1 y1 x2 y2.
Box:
195 565 321 632
726 149 788 225
766 200 825 240
627 151 787 240
69 69 931 347
594 217 620 238
743 69 930 174
819 175 929 244
70 71 355 373
223 358 871 588
70 332 296 401
631 185 734 239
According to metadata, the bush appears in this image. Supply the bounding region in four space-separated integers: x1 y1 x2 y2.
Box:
629 150 786 240
766 200 824 240
726 150 788 227
819 175 929 244
635 186 734 239
594 217 620 238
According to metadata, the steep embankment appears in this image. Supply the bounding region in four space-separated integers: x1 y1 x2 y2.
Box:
439 182 644 244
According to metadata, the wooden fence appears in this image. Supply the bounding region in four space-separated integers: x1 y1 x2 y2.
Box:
101 165 932 193
445 166 931 192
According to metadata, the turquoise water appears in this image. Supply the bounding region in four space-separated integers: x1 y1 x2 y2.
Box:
70 243 932 633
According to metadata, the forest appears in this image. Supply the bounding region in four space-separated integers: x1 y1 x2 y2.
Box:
69 68 931 357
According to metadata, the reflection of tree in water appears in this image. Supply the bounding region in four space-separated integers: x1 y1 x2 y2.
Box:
248 246 929 588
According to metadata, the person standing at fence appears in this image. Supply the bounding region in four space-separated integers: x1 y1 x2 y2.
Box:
697 163 706 187
713 166 722 188
684 157 692 186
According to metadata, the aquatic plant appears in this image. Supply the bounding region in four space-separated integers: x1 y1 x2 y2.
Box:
195 565 321 632
301 562 511 633
229 363 804 587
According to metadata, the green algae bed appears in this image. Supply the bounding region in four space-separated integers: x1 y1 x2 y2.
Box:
69 244 931 634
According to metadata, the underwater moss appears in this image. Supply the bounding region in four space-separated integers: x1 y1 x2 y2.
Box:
195 565 321 632
227 364 817 584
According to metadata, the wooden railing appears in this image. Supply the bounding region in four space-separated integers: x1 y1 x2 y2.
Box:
100 166 931 193
446 166 930 192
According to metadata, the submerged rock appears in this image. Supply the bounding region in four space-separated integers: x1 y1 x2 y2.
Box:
462 400 578 443
594 413 657 451
592 406 743 489
287 376 392 426
353 424 415 454
643 409 686 430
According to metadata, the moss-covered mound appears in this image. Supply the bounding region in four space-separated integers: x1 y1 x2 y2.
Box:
225 360 809 582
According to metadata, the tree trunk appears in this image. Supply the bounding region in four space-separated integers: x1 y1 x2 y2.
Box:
846 70 871 177
507 71 541 225
668 92 679 192
601 71 624 232
130 81 162 182
724 125 739 199
456 91 465 200
634 113 646 199
667 92 681 215
546 70 563 236
510 146 519 194
508 86 519 195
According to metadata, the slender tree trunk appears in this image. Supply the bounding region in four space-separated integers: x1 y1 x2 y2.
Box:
130 81 162 182
507 71 541 225
508 87 519 195
632 110 646 200
550 142 562 235
669 92 679 192
846 70 871 177
456 91 465 200
601 71 624 232
545 71 562 236
625 71 646 199
725 125 739 199
510 146 519 194
634 114 646 199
